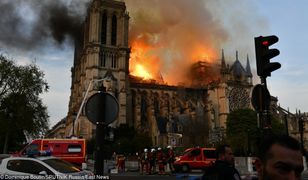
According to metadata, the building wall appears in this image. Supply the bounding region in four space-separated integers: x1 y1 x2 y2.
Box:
61 0 253 147
66 0 130 139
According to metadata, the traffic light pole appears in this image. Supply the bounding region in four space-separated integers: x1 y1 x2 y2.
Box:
259 77 272 133
95 122 106 175
254 35 281 135
94 88 107 176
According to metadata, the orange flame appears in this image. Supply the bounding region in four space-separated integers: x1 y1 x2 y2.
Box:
129 35 161 80
132 64 153 79
190 43 218 63
129 33 220 85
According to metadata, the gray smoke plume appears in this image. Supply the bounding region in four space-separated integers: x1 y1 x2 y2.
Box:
125 0 269 85
0 0 89 52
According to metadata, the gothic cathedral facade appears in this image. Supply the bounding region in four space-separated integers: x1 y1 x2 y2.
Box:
65 0 253 147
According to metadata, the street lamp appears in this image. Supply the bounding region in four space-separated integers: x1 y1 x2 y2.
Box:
72 78 109 137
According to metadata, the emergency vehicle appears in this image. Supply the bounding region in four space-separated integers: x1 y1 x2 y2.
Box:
174 147 216 172
17 139 86 166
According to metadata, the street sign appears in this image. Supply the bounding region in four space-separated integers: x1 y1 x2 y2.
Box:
85 92 119 125
251 84 270 112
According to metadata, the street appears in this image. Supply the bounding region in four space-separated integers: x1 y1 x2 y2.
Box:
87 160 203 180
107 172 202 180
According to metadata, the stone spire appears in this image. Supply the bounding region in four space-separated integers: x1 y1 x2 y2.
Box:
221 49 226 69
246 54 252 77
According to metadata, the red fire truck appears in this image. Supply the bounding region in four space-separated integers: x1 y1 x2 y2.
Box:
17 138 86 166
174 147 216 172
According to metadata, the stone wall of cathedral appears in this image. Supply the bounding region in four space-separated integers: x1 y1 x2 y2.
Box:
128 82 210 147
63 0 254 147
65 0 130 138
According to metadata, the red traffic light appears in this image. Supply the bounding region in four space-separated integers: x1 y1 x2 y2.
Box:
262 41 269 46
259 35 279 47
254 35 280 77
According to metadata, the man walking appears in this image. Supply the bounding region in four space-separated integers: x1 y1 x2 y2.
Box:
202 144 241 180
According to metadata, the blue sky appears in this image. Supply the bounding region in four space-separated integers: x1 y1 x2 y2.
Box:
254 1 308 114
1 0 307 127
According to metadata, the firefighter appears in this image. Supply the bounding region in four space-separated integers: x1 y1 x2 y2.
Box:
149 148 157 174
140 148 149 175
156 147 166 175
167 145 175 173
116 154 126 173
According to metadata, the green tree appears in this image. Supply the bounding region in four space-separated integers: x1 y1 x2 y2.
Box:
226 108 286 156
226 108 259 156
0 54 49 153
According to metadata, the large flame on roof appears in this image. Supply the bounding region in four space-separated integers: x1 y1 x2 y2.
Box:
133 64 153 79
129 34 161 80
126 0 231 85
129 34 219 85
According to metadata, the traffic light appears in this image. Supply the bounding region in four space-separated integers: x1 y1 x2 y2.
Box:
254 35 281 77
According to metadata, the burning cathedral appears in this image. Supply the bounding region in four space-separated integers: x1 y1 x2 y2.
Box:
61 0 253 147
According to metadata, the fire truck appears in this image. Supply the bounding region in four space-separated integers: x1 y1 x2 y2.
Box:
174 147 216 172
17 138 86 166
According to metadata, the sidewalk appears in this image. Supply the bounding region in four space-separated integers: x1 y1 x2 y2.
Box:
86 159 139 174
86 159 203 180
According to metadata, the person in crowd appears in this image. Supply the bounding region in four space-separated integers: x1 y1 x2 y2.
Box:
116 154 126 173
112 151 117 161
156 147 166 175
254 134 304 180
149 148 157 174
202 144 241 180
166 145 175 173
136 150 142 173
140 148 149 175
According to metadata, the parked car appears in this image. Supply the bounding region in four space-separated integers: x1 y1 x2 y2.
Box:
174 147 216 172
0 156 93 179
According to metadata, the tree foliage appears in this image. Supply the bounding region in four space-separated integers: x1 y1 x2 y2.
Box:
226 108 286 156
0 54 49 153
226 109 259 156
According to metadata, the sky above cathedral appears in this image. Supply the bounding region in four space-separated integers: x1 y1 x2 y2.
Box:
0 0 307 127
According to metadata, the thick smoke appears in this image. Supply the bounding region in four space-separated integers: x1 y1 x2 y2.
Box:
0 0 89 52
0 0 267 85
125 0 268 85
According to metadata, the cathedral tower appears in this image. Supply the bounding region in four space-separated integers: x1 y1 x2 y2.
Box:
66 0 130 138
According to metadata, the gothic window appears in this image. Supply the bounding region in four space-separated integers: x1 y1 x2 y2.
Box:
141 95 148 127
101 13 107 44
111 14 117 46
154 97 159 116
111 54 117 68
228 87 250 111
100 52 106 67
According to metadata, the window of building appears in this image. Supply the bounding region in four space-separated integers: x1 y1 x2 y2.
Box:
111 14 117 46
101 13 107 44
111 54 117 68
100 52 106 67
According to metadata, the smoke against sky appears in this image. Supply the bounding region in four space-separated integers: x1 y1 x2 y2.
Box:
0 0 88 52
125 0 267 84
